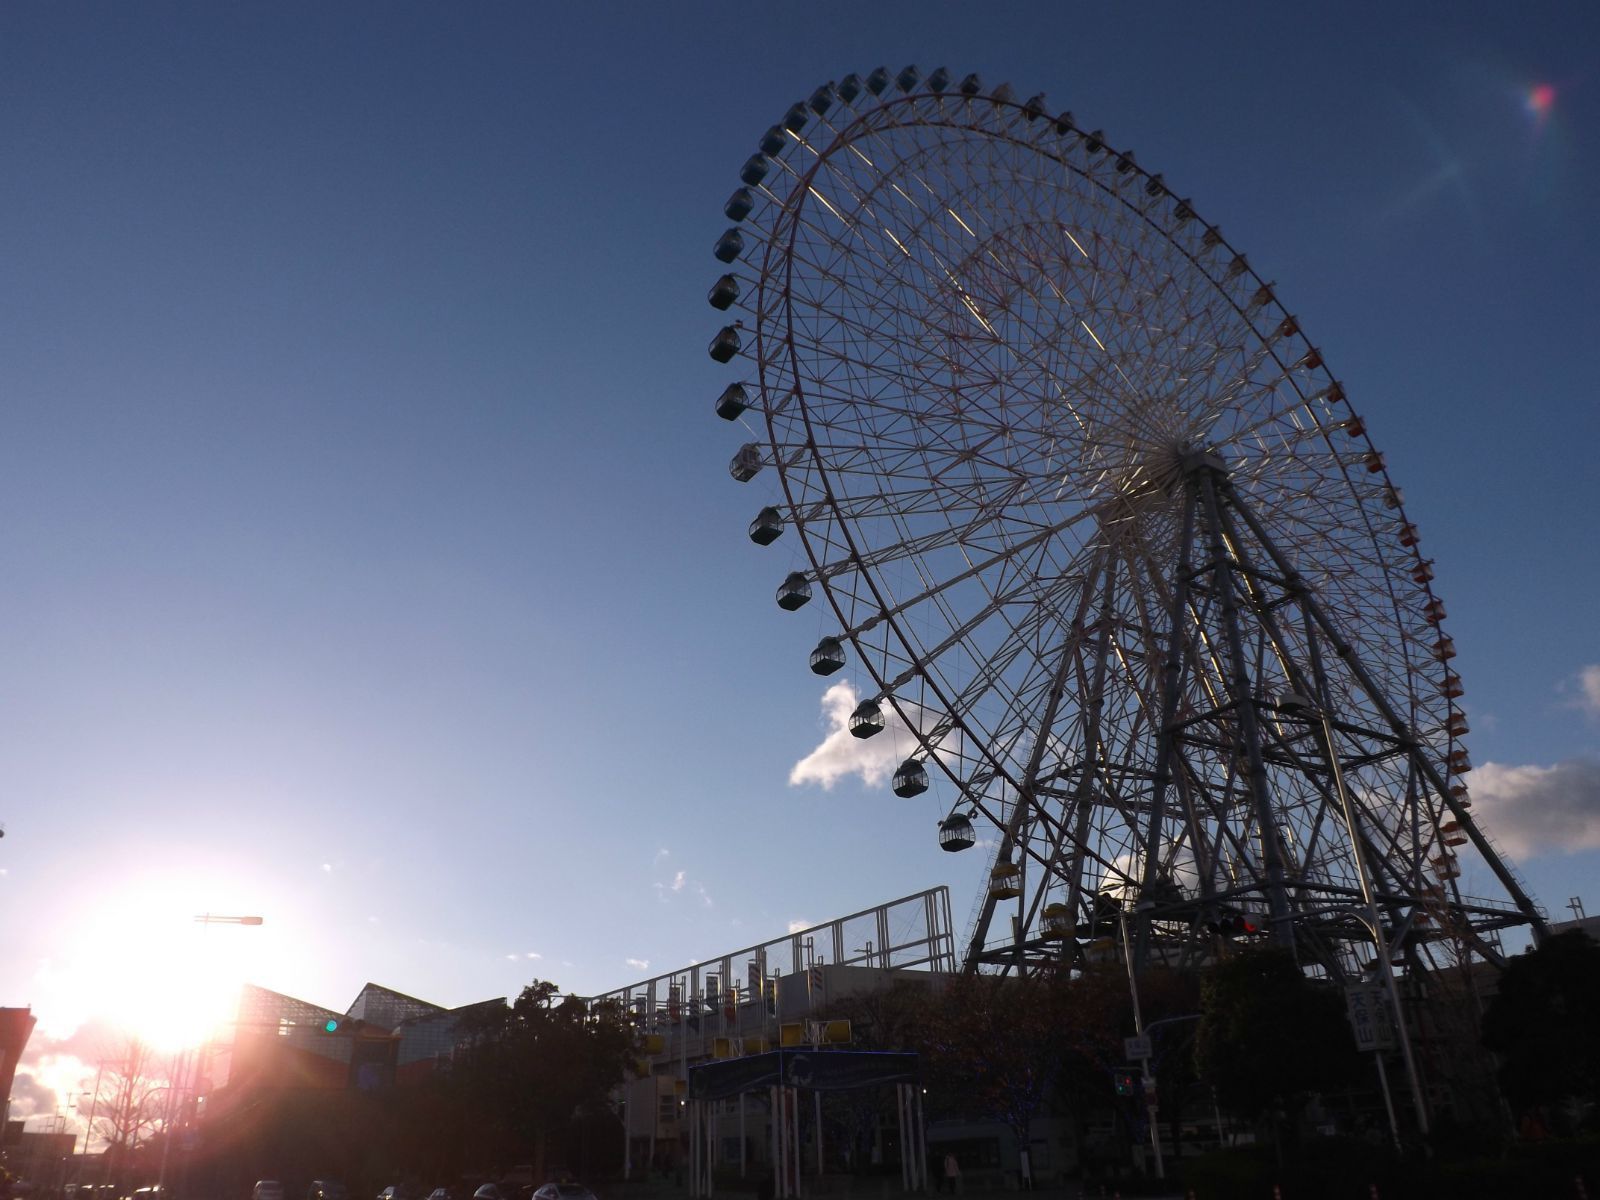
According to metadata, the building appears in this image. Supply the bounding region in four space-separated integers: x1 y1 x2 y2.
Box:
215 982 505 1100
587 888 975 1181
2 1127 75 1187
1 1007 37 1119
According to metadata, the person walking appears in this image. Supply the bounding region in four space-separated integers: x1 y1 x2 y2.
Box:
943 1151 962 1196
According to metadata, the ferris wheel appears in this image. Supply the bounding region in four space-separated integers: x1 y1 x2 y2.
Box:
704 66 1547 979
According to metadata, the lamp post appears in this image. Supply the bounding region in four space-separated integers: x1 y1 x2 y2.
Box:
1116 902 1166 1181
1279 693 1431 1145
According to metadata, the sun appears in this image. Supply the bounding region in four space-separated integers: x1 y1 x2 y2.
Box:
42 870 268 1053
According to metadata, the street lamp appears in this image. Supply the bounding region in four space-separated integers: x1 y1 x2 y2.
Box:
1277 691 1431 1146
1115 900 1166 1180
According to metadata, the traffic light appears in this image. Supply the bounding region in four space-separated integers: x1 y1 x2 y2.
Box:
1113 1071 1137 1097
1203 910 1262 938
323 1018 341 1033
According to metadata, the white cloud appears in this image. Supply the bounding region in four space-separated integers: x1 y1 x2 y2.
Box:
653 867 712 908
790 682 929 789
787 919 812 934
321 863 333 873
1578 665 1600 718
525 951 542 960
1469 758 1600 858
625 957 650 971
654 847 670 864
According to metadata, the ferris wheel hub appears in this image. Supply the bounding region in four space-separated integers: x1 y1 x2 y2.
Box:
1179 447 1229 476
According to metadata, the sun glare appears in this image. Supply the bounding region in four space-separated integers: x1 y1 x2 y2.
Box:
45 873 265 1052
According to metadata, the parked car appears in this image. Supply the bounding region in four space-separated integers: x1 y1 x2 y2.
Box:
309 1183 348 1200
532 1184 595 1200
471 1186 503 1200
425 1189 456 1200
254 1183 286 1200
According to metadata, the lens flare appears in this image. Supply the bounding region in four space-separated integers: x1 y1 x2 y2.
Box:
1526 83 1556 120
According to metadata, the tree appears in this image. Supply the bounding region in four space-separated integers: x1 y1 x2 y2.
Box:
1481 929 1600 1130
90 1039 173 1185
816 978 937 1168
448 980 634 1178
914 972 1073 1168
1194 949 1362 1130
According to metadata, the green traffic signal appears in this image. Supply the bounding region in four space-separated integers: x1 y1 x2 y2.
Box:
324 1018 340 1033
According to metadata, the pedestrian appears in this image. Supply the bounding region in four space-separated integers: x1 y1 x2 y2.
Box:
943 1151 961 1196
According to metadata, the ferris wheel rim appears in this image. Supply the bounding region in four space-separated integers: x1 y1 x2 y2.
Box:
708 67 1520 966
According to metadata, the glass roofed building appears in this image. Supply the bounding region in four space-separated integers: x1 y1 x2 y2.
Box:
215 982 504 1097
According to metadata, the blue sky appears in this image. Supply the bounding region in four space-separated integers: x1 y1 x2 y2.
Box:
2 1 1598 1107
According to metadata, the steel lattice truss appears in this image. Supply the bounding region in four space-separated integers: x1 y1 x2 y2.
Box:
704 67 1547 981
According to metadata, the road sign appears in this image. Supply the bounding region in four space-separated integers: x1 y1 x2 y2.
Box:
1124 1034 1152 1060
1344 983 1397 1052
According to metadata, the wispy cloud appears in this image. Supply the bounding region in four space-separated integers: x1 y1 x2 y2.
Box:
625 957 650 971
787 919 812 934
790 682 930 790
654 868 713 909
1469 758 1600 858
